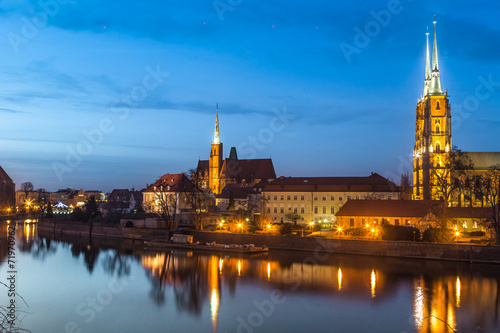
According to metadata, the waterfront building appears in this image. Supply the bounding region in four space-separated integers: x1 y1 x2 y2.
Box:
336 200 491 234
0 165 15 211
196 106 276 195
262 173 400 224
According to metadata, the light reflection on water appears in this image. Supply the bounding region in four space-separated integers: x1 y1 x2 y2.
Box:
0 222 499 333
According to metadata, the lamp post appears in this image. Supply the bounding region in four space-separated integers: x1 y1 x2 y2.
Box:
338 227 342 238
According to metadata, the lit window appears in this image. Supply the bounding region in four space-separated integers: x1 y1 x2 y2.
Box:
463 220 468 229
473 221 478 229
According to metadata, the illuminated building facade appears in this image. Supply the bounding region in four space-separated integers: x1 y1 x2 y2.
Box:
413 22 452 201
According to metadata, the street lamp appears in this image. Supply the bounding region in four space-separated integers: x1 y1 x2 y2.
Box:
238 223 242 233
309 222 314 234
338 227 342 238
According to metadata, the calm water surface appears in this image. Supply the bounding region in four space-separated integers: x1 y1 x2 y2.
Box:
1 221 500 333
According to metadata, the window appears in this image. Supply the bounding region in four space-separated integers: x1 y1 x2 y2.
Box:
280 207 284 213
300 195 305 200
405 219 411 225
330 206 335 214
473 221 478 229
330 195 334 200
273 207 277 213
314 196 318 201
355 195 359 200
339 196 343 201
388 195 392 200
274 195 277 200
280 195 284 200
300 207 305 214
374 219 379 224
322 196 326 201
347 196 351 200
293 207 297 213
436 142 441 153
436 101 440 110
293 195 297 200
349 218 354 227
322 206 326 214
314 206 318 214
463 220 468 229
435 124 440 133
287 195 290 200
267 195 271 200
267 207 270 213
395 218 400 226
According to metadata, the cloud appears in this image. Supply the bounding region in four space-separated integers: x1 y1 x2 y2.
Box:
0 107 28 114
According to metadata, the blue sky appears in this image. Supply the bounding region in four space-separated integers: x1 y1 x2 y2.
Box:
0 0 499 192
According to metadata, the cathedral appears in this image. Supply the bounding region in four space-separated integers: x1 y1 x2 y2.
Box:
412 22 500 204
196 106 276 195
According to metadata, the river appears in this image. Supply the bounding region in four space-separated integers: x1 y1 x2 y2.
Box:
1 220 499 333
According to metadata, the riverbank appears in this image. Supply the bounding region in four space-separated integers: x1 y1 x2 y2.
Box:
37 219 500 264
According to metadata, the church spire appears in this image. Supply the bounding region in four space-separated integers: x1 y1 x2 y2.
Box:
424 28 431 96
429 21 443 95
213 104 220 144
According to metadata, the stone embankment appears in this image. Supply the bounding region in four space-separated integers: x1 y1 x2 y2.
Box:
37 220 500 264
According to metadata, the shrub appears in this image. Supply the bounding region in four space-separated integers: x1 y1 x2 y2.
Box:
279 223 293 235
422 227 452 243
348 227 368 237
468 231 485 237
381 224 420 241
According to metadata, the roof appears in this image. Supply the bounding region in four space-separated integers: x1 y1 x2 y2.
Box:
337 200 493 220
467 152 500 170
445 207 493 219
197 160 209 173
220 158 276 181
144 173 196 193
0 166 13 182
108 189 132 202
217 183 259 199
263 173 398 193
336 200 442 217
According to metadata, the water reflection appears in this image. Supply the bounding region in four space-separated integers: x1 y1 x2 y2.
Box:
7 224 500 333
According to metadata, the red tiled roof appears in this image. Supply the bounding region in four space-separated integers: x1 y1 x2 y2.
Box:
0 166 13 182
263 173 398 192
144 173 195 193
336 200 443 217
220 158 276 181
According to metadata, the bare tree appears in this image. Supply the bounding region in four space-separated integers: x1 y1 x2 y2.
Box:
154 186 178 235
181 169 214 230
483 165 500 244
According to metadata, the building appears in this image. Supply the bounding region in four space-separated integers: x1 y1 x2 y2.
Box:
336 200 491 234
104 189 143 212
262 173 401 224
412 22 452 201
412 22 500 203
68 189 87 208
0 165 15 211
143 173 198 224
196 106 276 195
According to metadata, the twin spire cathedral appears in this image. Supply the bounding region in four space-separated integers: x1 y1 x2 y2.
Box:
413 21 452 200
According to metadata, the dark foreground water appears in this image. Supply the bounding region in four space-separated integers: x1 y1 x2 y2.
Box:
1 221 500 333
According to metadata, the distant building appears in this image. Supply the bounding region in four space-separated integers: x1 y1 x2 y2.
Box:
105 189 143 212
68 189 86 208
0 166 15 211
262 173 401 224
196 107 276 195
85 190 106 202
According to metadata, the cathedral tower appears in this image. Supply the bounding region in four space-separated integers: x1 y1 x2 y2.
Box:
209 105 223 194
413 22 452 200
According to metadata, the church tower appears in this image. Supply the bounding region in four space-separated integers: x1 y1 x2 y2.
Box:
209 105 223 194
413 22 452 201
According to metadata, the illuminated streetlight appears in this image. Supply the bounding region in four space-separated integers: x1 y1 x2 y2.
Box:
337 227 342 238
